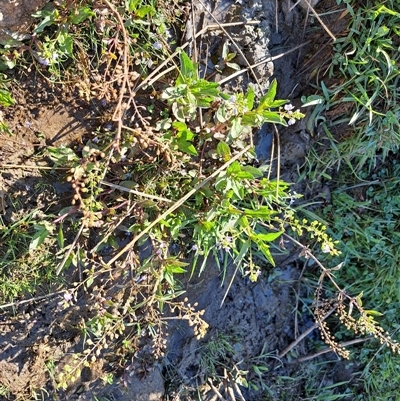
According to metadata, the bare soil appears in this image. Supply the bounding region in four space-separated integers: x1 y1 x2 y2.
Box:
0 1 357 400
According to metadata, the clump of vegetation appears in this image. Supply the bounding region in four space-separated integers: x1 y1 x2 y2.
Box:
1 0 400 399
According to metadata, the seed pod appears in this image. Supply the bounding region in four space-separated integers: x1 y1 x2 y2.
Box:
66 176 73 182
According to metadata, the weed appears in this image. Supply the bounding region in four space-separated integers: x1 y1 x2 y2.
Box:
304 0 400 177
3 0 400 399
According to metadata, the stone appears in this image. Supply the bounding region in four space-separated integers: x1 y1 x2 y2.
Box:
0 0 48 42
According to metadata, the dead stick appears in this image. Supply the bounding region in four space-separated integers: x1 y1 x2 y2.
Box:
288 337 372 363
278 306 337 358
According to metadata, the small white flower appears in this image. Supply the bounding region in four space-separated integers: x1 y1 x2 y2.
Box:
288 118 296 126
64 292 73 302
153 41 163 50
284 104 295 111
322 243 332 253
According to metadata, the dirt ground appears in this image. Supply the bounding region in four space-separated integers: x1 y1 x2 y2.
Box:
0 0 356 400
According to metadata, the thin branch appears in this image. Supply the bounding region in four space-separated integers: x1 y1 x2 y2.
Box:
0 290 65 310
288 337 372 363
218 42 310 86
100 180 173 203
0 164 68 170
301 0 337 42
278 306 337 358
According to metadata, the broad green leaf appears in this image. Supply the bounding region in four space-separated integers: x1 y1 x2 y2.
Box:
172 121 187 131
235 171 254 180
216 141 231 161
200 221 214 231
226 62 240 70
227 161 242 175
227 118 243 140
240 165 263 178
241 111 262 126
178 140 198 156
261 111 286 125
226 53 236 62
179 51 196 83
257 79 277 110
255 231 283 242
57 31 73 57
0 59 16 70
269 99 289 107
136 5 155 18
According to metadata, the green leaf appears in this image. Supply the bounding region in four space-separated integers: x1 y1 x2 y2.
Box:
136 5 156 18
0 89 15 106
227 118 243 140
216 141 231 161
257 79 277 110
243 206 273 219
0 59 16 70
241 111 262 126
227 161 242 175
230 179 244 199
57 225 64 248
365 309 383 317
33 9 58 33
226 62 240 70
57 31 73 57
260 111 286 125
29 226 49 252
126 0 140 12
240 165 263 178
269 99 288 107
257 241 275 266
178 140 198 156
86 276 94 289
200 221 215 231
246 86 255 110
179 51 196 83
301 95 325 107
69 6 95 24
255 231 283 242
